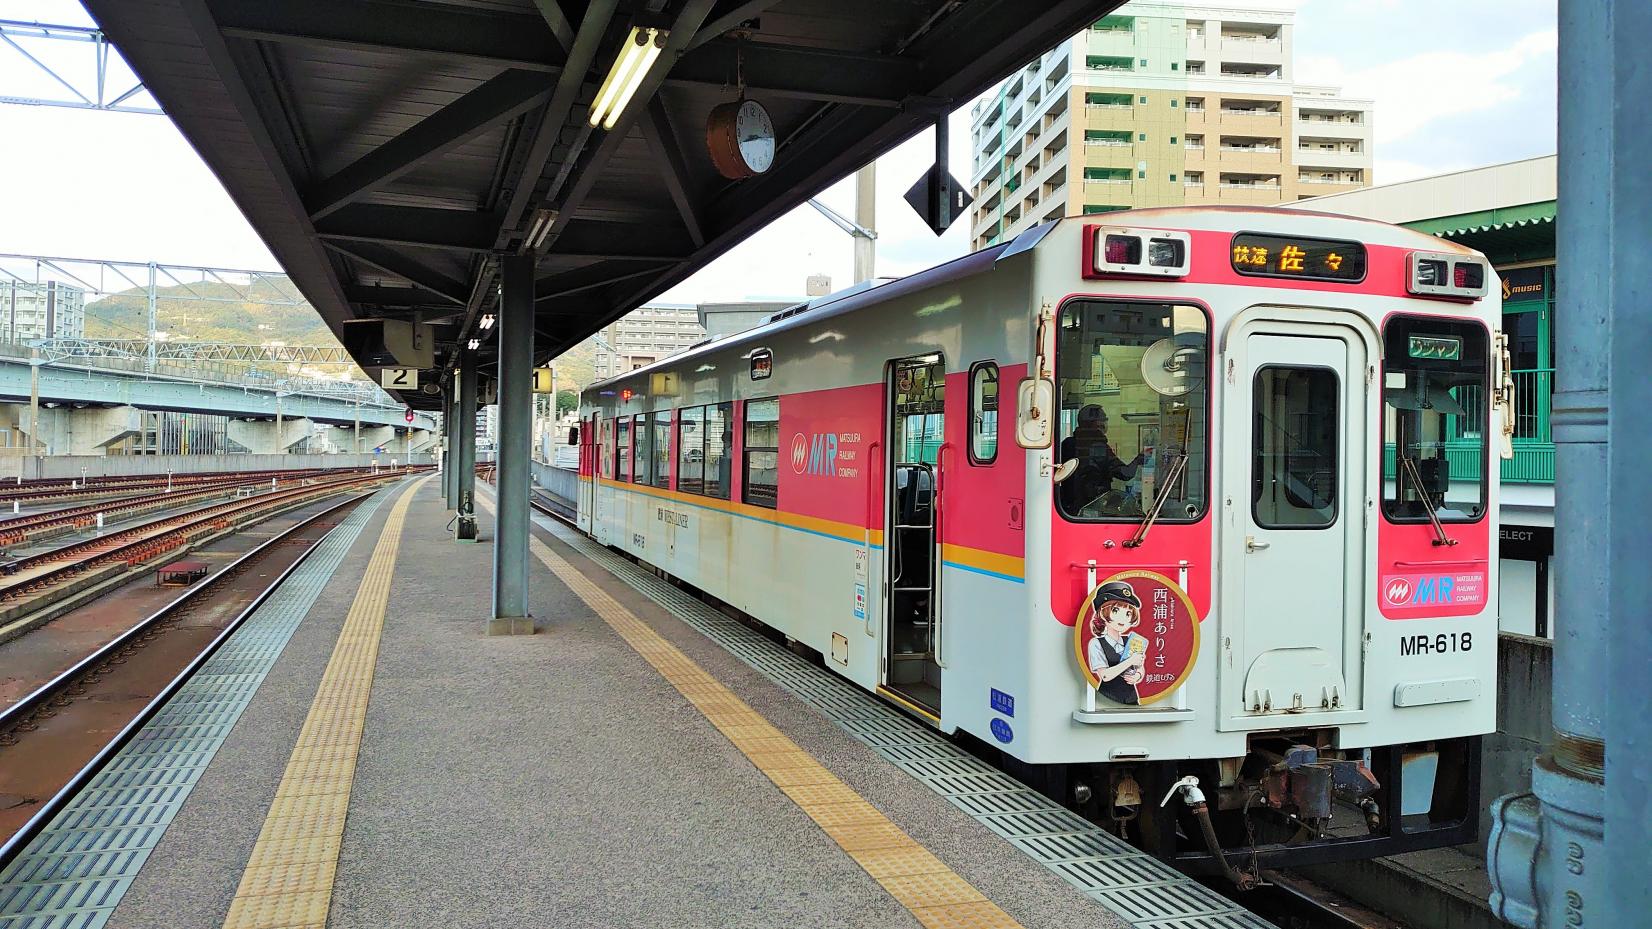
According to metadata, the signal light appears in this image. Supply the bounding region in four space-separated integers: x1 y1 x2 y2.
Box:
1103 235 1140 265
1454 262 1484 290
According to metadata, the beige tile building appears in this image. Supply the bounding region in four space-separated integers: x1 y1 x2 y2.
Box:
969 3 1374 250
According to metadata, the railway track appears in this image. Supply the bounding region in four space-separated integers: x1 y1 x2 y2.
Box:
0 467 365 509
0 491 378 858
0 469 359 546
0 468 421 636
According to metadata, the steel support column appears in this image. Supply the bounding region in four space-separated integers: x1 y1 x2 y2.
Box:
489 253 535 635
1488 3 1652 926
456 352 478 540
445 377 460 508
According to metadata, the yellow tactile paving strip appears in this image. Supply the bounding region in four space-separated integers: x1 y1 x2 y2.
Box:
498 498 1027 929
221 478 427 929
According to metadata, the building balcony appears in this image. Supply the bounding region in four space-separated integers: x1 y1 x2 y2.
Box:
1083 147 1136 171
1295 147 1368 169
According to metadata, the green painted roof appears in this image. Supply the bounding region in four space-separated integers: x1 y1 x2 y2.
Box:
1403 201 1556 264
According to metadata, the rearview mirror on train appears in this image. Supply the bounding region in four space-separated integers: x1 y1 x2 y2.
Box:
1015 377 1055 449
567 426 579 446
1052 459 1078 483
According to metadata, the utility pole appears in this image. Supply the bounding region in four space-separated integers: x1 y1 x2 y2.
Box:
145 261 157 373
27 349 41 456
853 164 876 283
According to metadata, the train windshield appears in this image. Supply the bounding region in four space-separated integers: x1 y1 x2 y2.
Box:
1055 301 1209 522
1382 316 1489 522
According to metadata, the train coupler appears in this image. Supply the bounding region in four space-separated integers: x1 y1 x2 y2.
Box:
1257 744 1379 821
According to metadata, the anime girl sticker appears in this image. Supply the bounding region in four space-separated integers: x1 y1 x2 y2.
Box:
1073 570 1201 706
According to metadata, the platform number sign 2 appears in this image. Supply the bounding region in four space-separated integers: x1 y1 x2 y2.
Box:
381 367 419 390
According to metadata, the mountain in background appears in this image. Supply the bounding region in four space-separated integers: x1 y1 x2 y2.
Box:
85 278 603 390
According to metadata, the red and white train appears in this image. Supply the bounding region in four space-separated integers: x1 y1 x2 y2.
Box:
575 206 1510 876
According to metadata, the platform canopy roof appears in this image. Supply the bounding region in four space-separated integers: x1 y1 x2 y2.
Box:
84 0 1119 407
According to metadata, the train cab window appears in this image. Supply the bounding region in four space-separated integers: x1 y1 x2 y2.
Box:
1252 367 1339 527
632 413 650 484
677 406 704 494
969 362 999 465
651 412 672 488
616 417 632 482
743 398 780 508
705 402 733 500
1055 301 1209 522
1382 316 1489 522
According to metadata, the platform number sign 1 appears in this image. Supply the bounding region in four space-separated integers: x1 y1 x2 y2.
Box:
381 367 418 390
531 367 555 393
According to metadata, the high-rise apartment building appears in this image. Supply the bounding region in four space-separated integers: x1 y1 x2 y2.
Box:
590 303 707 380
968 3 1374 250
1 280 87 341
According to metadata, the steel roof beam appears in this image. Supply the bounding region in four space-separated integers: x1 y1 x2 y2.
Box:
684 0 781 53
638 97 705 248
537 0 721 253
495 0 622 252
668 39 914 107
344 285 454 306
552 221 697 262
315 204 501 253
322 241 468 306
306 70 558 221
210 0 564 72
534 263 675 305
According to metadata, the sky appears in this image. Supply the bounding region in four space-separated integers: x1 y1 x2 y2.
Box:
0 0 1558 309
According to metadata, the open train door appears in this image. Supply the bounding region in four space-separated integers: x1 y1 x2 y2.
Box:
878 353 947 721
577 414 595 534
1219 316 1370 729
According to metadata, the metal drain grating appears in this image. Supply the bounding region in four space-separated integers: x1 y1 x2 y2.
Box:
536 514 1275 929
0 490 391 929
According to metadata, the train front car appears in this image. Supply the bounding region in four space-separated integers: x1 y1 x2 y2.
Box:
572 205 1507 882
1004 207 1506 877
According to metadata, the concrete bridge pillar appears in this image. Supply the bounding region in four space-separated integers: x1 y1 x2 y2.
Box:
358 425 396 454
228 416 314 454
12 404 142 456
407 428 437 454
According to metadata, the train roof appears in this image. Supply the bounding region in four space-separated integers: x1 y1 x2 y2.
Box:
581 206 1484 395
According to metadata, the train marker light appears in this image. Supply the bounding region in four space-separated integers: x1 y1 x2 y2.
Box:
1407 250 1488 299
1084 225 1191 279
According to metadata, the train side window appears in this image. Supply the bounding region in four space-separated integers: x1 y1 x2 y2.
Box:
632 413 650 484
678 406 705 494
616 416 633 483
651 412 672 488
1252 366 1339 528
743 398 780 508
704 402 733 500
969 362 999 465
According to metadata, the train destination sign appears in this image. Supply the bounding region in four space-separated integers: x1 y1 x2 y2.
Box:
1408 334 1462 360
1230 232 1367 283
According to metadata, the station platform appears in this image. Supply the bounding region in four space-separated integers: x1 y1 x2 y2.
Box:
0 475 1268 929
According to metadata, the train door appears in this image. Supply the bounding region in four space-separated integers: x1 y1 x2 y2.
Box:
881 353 946 717
594 413 611 543
578 415 594 533
1224 326 1367 722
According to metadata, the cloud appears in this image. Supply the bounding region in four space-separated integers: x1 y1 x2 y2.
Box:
1297 29 1556 145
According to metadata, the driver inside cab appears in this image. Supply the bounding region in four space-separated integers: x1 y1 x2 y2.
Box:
1060 404 1142 515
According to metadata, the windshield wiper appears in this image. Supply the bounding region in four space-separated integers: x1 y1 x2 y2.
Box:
1124 454 1188 549
1399 456 1457 546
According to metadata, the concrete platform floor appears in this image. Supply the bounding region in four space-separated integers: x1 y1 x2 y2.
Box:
104 476 1120 929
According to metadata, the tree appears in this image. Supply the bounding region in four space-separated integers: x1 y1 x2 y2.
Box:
555 389 578 415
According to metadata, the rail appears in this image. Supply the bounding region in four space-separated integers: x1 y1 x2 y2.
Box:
0 492 370 868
